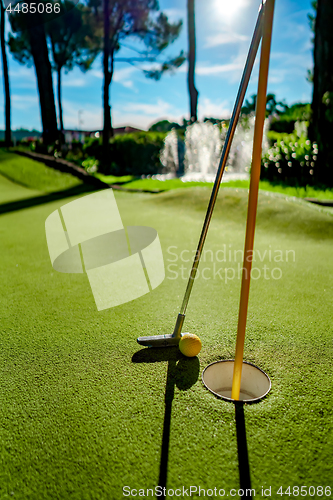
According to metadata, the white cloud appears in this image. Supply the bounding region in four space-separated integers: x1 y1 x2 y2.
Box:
61 97 185 131
205 32 249 48
178 53 248 81
114 99 186 130
270 51 312 81
113 66 137 90
7 66 36 89
62 99 102 130
122 99 171 116
121 80 134 89
198 97 231 120
62 77 86 88
12 94 38 111
162 8 186 22
196 62 244 76
90 66 137 89
90 69 103 79
280 10 313 45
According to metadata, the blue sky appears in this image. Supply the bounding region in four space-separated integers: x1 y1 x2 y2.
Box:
1 0 314 131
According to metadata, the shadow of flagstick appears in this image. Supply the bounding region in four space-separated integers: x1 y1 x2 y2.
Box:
234 403 252 498
158 358 176 499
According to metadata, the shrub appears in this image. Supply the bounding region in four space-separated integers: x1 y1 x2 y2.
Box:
31 140 49 155
82 157 99 174
261 134 318 186
270 118 295 134
97 132 167 176
149 120 181 132
83 137 102 159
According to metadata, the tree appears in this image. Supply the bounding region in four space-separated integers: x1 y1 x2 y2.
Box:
88 0 185 161
187 0 198 122
149 119 181 132
46 1 98 131
309 0 333 186
306 1 317 82
241 93 287 116
9 10 58 144
0 0 11 146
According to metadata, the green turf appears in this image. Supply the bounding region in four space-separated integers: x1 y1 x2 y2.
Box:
0 167 332 498
95 174 333 200
2 149 333 201
95 173 136 184
0 149 82 193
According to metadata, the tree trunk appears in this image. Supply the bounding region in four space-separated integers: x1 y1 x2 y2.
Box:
28 24 58 145
187 0 198 123
309 0 333 186
102 0 113 162
57 67 64 131
1 0 11 147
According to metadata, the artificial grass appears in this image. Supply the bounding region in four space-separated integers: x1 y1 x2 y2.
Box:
95 173 136 185
0 149 82 193
1 149 332 202
95 174 333 201
0 169 332 499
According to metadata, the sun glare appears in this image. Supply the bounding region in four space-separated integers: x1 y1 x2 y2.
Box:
214 0 248 21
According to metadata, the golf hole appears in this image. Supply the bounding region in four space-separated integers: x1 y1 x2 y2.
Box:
202 360 271 403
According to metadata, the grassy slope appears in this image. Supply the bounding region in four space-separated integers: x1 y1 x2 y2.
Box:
0 175 332 498
0 150 82 193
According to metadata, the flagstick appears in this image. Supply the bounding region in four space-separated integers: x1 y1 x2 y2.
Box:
231 0 276 401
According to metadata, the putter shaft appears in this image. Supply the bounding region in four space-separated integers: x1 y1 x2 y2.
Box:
137 2 265 347
179 2 264 317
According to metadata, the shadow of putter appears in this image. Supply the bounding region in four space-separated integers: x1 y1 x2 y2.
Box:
132 348 200 499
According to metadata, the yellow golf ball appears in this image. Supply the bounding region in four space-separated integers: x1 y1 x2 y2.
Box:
179 333 202 357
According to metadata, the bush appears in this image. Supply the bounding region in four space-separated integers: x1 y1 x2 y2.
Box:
81 157 99 174
96 132 167 176
149 120 181 132
270 118 295 134
33 140 51 155
82 137 102 159
269 103 311 134
261 134 318 186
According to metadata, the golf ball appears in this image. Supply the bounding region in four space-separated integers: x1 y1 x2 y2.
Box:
179 333 202 357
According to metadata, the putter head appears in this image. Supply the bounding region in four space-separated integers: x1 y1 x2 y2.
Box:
136 333 182 348
137 313 186 348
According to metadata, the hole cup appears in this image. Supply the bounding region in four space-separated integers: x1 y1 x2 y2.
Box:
202 360 271 403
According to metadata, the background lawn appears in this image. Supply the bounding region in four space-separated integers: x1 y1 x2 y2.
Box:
0 156 332 499
97 173 333 201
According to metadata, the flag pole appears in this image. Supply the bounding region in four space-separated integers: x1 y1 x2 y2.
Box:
231 0 276 400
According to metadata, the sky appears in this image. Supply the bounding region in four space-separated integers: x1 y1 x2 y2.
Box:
0 0 314 132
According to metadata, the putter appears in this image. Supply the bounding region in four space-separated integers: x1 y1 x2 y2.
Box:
137 2 266 347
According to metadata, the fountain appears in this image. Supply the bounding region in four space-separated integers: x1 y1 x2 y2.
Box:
158 115 270 182
184 121 222 178
159 128 184 178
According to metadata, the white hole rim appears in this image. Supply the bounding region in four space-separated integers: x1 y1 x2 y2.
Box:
202 359 272 404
